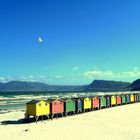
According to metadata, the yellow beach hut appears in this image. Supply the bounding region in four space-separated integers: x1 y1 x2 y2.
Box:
111 95 117 106
25 100 50 122
130 94 134 103
80 97 91 112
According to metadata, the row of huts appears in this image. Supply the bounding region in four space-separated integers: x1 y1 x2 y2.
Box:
25 93 140 121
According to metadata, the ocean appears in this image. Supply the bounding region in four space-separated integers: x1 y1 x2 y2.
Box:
0 92 94 113
0 91 138 114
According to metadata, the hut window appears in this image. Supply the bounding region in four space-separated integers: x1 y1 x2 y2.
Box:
45 103 48 106
85 100 87 102
60 102 62 104
38 103 41 106
54 102 57 105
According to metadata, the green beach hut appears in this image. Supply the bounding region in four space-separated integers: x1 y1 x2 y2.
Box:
121 94 126 104
136 94 139 102
100 96 106 108
62 98 76 116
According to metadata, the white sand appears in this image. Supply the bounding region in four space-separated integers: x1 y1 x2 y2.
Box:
1 103 140 140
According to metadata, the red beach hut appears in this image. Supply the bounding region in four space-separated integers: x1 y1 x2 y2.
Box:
116 95 121 105
91 96 100 110
48 98 64 118
134 94 137 102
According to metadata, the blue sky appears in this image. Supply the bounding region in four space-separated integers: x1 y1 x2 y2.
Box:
0 0 140 85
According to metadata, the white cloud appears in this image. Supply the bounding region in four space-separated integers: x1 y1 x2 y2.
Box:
84 70 114 79
84 67 140 79
0 77 6 82
46 78 53 82
38 75 46 79
29 75 34 79
72 66 79 71
55 75 62 79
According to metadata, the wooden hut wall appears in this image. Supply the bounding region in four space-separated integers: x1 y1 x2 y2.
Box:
111 95 117 106
64 99 75 113
100 96 106 108
83 97 92 109
130 94 134 102
116 95 121 105
75 99 83 112
50 100 64 114
138 94 140 101
126 95 130 103
36 101 50 116
106 96 111 107
26 104 36 116
122 95 126 104
92 97 100 109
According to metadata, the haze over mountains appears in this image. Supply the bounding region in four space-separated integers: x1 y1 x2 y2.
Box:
0 79 139 92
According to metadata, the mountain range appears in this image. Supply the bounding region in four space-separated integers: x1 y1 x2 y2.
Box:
0 81 87 92
0 79 139 92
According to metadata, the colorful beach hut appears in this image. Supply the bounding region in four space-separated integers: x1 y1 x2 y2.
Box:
100 96 106 108
25 100 50 121
136 94 140 102
130 94 134 103
126 94 130 103
137 94 140 101
111 95 117 106
106 95 111 107
91 96 100 110
74 98 83 113
48 98 64 118
63 98 76 115
116 95 121 105
134 94 137 102
80 97 92 112
121 94 126 104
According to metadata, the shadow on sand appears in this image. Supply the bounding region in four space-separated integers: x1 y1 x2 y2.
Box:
0 118 40 125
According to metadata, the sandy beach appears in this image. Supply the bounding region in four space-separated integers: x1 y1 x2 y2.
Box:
1 103 140 140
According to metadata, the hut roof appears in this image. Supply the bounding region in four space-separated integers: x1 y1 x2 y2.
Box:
72 97 82 101
79 97 91 100
44 99 51 103
89 96 99 99
47 98 64 103
26 100 41 104
100 95 106 98
61 98 76 102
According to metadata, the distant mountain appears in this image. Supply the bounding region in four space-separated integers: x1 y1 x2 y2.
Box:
0 80 132 92
127 79 140 91
85 80 131 92
0 81 87 92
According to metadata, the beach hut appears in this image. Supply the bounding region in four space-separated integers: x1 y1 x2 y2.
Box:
121 94 126 104
137 93 140 101
91 96 100 110
100 96 106 109
116 95 121 105
74 98 83 113
136 93 139 102
130 94 134 103
126 94 130 103
111 95 117 106
106 95 111 108
25 100 50 121
48 98 64 118
135 94 139 102
134 94 137 102
63 98 76 116
80 97 92 112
